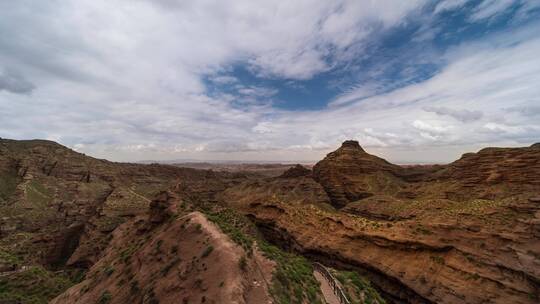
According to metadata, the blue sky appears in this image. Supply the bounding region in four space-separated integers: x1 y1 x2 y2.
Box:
1 0 540 162
206 0 538 111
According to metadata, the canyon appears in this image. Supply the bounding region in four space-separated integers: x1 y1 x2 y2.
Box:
0 138 538 303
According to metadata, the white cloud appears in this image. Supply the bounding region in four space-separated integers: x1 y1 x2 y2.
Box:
412 120 452 134
329 84 379 107
0 0 539 163
469 0 515 21
252 122 274 134
482 122 539 137
240 25 540 160
0 1 427 159
72 143 85 151
434 0 470 14
210 75 238 85
423 106 483 122
237 86 278 98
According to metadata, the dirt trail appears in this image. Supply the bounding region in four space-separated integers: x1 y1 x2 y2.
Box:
127 187 151 202
314 270 341 304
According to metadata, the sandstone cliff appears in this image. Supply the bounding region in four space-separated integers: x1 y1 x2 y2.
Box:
223 140 540 303
312 140 406 208
1 138 539 304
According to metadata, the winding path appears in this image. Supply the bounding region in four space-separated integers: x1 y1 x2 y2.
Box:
314 270 341 304
313 262 351 304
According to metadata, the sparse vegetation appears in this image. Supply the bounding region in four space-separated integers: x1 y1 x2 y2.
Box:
1 139 534 304
25 180 52 206
98 290 112 304
466 273 481 281
156 239 164 253
238 256 247 271
0 266 75 304
194 278 204 289
415 225 432 235
130 280 140 293
203 207 323 304
258 241 323 304
119 243 140 263
0 249 22 268
0 171 19 202
205 209 254 252
201 245 213 258
430 255 445 265
332 269 386 304
103 265 115 277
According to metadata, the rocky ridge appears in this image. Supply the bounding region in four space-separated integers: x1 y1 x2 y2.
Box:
1 138 539 304
52 192 275 304
223 140 540 303
313 140 407 208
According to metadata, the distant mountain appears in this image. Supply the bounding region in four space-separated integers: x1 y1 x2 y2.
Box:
137 159 316 165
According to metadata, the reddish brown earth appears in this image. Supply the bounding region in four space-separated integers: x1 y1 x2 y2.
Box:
222 140 540 303
51 192 274 304
312 140 406 208
170 162 306 178
0 139 244 269
1 138 539 304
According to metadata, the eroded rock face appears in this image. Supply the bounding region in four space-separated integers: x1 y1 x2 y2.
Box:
313 140 540 208
221 172 331 208
224 140 540 304
312 140 405 208
2 138 540 304
52 211 274 304
0 139 244 268
433 145 540 188
147 191 178 224
279 164 312 178
236 196 540 304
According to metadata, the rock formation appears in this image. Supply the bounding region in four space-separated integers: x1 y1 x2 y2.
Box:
52 211 275 304
1 138 539 304
0 138 242 268
279 164 312 178
428 144 540 200
312 140 405 208
223 140 540 304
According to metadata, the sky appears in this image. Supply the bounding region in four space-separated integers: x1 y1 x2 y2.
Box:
1 0 539 163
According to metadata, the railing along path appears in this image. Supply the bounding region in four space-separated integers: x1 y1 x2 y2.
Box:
313 262 351 304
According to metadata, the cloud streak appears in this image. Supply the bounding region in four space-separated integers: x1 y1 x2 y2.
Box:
423 106 483 122
0 70 35 94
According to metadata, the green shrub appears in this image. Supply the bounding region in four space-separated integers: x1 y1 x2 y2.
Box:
130 280 140 293
160 258 181 276
205 209 254 252
201 207 324 304
334 270 385 304
201 246 213 258
98 291 112 304
430 256 444 264
0 266 75 304
258 242 323 304
239 256 247 271
0 172 19 201
103 265 115 277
